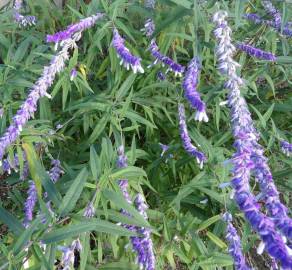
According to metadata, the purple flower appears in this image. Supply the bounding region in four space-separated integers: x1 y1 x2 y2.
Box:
59 239 82 270
222 213 251 270
237 43 276 61
130 194 155 270
159 143 169 157
46 13 104 44
23 180 37 227
0 28 84 161
142 19 155 37
49 159 63 183
280 141 292 157
148 39 185 76
1 152 29 180
213 11 292 267
70 68 77 81
178 103 206 168
182 57 208 122
157 71 166 81
112 29 144 74
83 201 95 218
262 1 282 28
117 146 131 204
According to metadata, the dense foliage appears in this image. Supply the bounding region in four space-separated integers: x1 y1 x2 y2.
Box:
0 0 291 269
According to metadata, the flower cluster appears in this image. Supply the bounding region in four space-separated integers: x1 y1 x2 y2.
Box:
148 39 185 76
112 29 144 74
244 13 292 37
116 146 155 270
281 141 292 157
1 152 29 180
131 194 155 270
46 13 104 44
0 28 83 162
59 239 82 270
83 201 95 218
262 1 282 27
178 103 206 168
49 159 63 183
213 10 292 268
142 19 155 38
222 213 251 270
13 0 36 27
237 43 276 61
23 180 37 227
182 57 208 122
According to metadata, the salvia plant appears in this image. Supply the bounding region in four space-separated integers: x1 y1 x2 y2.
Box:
0 1 291 270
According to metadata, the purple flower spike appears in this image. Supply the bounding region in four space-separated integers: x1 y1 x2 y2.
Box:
0 27 85 162
46 13 104 44
142 19 155 37
244 13 292 37
117 146 131 204
178 103 206 168
59 239 82 269
262 1 282 27
49 159 63 183
13 0 36 27
112 29 144 74
222 213 251 270
131 194 155 270
182 58 208 122
213 11 292 267
237 43 276 61
148 39 185 76
23 180 37 227
280 141 292 157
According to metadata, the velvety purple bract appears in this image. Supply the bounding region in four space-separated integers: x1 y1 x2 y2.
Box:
131 194 155 270
223 213 251 270
49 159 63 183
262 1 282 27
59 239 82 270
237 43 276 61
13 0 36 27
178 103 206 168
182 57 208 122
70 68 77 81
149 39 185 76
112 29 144 74
281 141 292 157
142 19 155 37
46 13 104 44
23 180 37 227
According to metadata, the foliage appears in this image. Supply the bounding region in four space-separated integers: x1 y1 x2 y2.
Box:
0 0 291 269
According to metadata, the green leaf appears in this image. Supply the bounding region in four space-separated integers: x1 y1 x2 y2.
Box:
109 166 147 180
206 231 227 249
115 73 137 100
12 218 41 254
98 262 138 269
90 146 99 180
197 215 221 232
42 219 134 244
0 205 24 236
58 168 89 216
89 114 110 143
